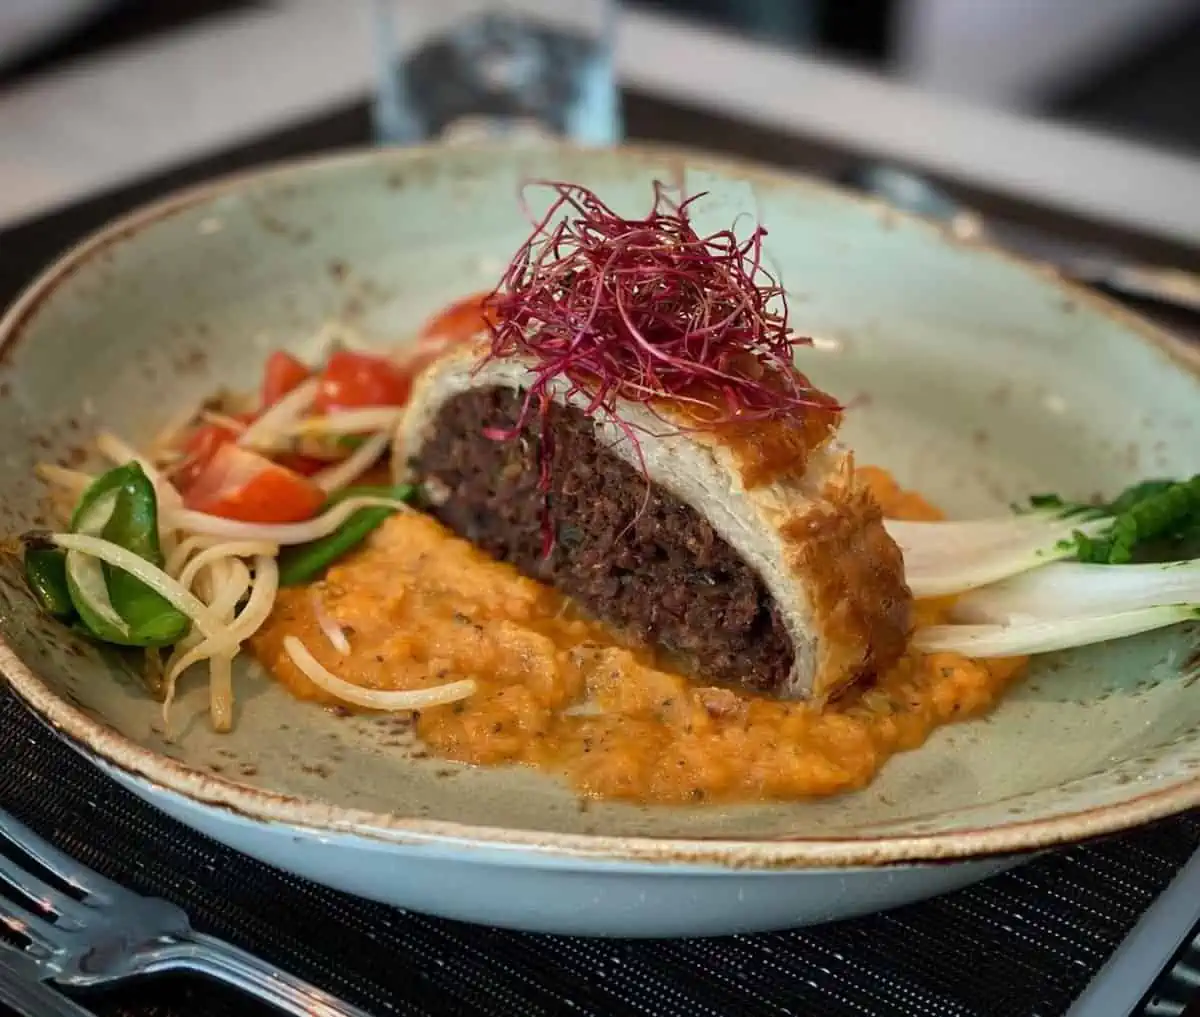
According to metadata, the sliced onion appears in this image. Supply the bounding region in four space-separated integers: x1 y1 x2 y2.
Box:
282 636 476 711
94 431 183 510
209 653 235 733
163 555 279 696
35 463 96 496
312 320 371 357
313 431 391 494
206 559 251 621
65 550 128 636
162 495 412 544
164 534 226 577
74 487 118 535
174 560 251 652
50 533 226 637
394 333 456 365
159 527 180 562
288 409 403 438
199 410 249 433
95 430 183 553
64 489 129 636
189 552 220 604
237 377 318 449
150 397 205 454
178 541 280 590
95 429 146 467
310 589 350 655
912 606 1193 657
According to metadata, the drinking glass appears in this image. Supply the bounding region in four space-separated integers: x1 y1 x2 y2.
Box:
371 0 621 146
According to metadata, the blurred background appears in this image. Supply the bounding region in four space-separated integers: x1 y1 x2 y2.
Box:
2 0 1198 154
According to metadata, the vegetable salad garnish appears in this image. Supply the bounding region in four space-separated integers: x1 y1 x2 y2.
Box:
24 304 489 731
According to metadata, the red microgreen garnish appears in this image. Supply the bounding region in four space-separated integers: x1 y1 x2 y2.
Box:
479 180 838 554
482 179 835 432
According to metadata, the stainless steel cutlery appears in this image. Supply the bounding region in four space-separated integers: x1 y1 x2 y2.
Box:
0 808 376 1017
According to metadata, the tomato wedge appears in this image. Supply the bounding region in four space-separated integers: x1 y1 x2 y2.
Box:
261 351 311 409
272 451 328 477
182 443 325 523
174 415 325 486
312 350 413 414
395 292 499 384
418 291 496 344
172 414 252 491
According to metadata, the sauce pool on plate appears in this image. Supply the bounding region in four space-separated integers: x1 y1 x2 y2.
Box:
250 466 1027 804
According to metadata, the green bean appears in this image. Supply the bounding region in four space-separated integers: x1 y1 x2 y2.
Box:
65 463 190 646
22 539 75 620
327 484 415 505
278 484 418 586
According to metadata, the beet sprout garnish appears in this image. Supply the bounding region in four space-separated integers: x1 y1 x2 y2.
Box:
479 179 839 555
481 180 836 435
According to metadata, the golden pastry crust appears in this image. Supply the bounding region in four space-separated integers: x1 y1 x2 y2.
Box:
781 458 912 701
651 390 843 490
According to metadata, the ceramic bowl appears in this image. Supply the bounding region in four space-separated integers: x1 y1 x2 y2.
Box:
0 144 1198 937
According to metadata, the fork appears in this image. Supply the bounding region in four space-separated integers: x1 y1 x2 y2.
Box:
0 808 377 1017
0 939 98 1017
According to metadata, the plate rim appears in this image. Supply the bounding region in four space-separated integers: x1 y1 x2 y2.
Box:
2 139 1198 871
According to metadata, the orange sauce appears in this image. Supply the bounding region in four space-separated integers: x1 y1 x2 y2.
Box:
251 467 1026 803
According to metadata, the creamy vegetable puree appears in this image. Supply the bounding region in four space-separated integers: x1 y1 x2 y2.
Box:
251 467 1027 803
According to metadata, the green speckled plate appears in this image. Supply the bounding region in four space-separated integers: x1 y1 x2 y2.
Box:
0 143 1197 937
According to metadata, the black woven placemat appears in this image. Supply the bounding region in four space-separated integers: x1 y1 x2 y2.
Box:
2 684 1198 1017
3 93 1200 1017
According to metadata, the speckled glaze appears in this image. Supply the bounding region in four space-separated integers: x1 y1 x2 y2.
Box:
0 144 1197 937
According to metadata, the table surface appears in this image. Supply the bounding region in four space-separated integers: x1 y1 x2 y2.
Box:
3 0 1200 245
1 90 1199 1017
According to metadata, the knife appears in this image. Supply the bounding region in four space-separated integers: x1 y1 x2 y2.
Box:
976 218 1200 314
840 163 1200 315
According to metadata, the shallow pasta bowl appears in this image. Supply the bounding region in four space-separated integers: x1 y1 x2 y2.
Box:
0 143 1198 938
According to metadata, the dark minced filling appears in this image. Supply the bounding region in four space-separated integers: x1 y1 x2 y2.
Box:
411 387 794 693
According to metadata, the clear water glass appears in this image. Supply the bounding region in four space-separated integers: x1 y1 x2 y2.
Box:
371 0 621 146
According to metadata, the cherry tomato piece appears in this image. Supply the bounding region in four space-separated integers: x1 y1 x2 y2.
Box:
183 443 325 523
261 351 311 409
418 291 496 344
312 351 412 414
